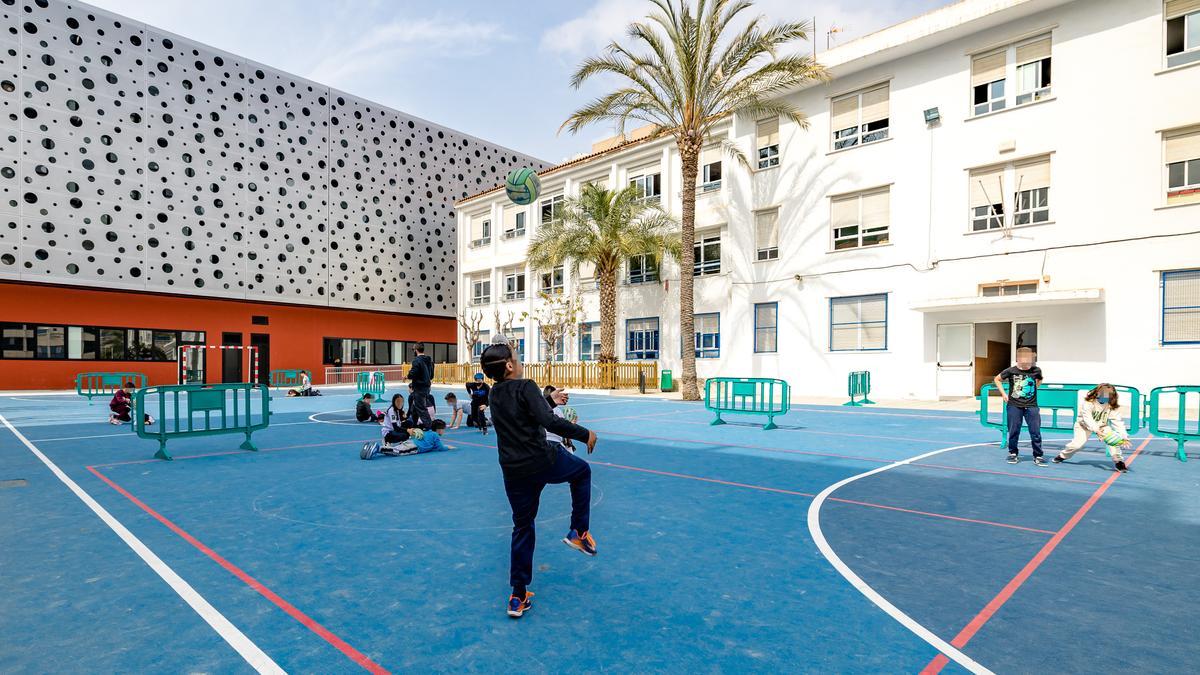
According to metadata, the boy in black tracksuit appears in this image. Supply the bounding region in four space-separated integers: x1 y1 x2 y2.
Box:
406 342 434 429
465 373 490 433
480 342 597 619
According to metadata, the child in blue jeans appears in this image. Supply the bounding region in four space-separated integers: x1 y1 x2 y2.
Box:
480 342 597 619
994 346 1045 466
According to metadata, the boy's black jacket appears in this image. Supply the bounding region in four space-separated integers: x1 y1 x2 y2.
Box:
489 378 589 478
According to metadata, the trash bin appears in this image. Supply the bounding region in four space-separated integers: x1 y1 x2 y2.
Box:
660 369 674 392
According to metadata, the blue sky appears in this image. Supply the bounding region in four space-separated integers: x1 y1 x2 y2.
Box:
90 0 950 164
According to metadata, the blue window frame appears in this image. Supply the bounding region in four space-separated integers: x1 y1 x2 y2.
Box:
829 294 888 351
539 330 565 362
579 322 600 361
1163 269 1200 345
473 330 490 358
626 317 660 360
510 327 526 361
753 303 777 353
694 313 720 358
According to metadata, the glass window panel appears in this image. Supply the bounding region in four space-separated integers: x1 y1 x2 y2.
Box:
34 326 66 359
152 331 177 361
1 323 33 358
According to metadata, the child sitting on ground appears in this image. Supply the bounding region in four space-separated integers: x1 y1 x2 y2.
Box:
1053 383 1132 472
109 383 153 426
380 393 413 450
480 342 597 619
542 384 575 453
356 392 384 423
445 393 470 429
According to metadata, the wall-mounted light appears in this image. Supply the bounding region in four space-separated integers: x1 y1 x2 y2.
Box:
923 107 941 125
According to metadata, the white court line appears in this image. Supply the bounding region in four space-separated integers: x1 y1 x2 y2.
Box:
807 441 995 675
0 414 284 675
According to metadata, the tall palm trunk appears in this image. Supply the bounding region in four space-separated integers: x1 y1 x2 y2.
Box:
598 267 618 364
678 145 700 400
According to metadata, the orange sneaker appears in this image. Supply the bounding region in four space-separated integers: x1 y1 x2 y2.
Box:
507 591 533 618
562 529 597 556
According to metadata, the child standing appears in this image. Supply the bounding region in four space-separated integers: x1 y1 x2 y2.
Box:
465 373 490 435
1053 383 1132 472
480 343 597 619
994 347 1045 466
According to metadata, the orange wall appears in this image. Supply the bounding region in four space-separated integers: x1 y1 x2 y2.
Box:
0 281 455 390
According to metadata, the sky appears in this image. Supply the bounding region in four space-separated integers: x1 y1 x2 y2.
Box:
88 0 952 164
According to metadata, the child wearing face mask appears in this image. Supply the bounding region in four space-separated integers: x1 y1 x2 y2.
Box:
1053 383 1132 473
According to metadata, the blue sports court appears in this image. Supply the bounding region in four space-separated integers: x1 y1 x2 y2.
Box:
1 386 1195 673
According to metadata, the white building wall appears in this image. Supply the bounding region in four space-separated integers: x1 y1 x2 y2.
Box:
457 0 1200 400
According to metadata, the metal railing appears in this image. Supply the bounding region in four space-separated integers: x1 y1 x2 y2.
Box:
1148 386 1200 462
134 383 270 461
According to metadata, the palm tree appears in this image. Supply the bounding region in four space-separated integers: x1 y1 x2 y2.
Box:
562 0 828 400
528 183 680 364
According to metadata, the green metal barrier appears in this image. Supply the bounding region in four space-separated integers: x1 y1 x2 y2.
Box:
76 372 147 404
356 370 386 399
269 369 307 390
1148 386 1200 462
979 382 1143 447
843 371 875 406
705 377 790 430
134 383 271 461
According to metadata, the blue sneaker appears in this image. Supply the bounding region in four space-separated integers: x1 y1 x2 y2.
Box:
507 591 533 618
563 529 597 556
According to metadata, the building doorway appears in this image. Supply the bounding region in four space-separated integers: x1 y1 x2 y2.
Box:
974 321 1012 397
221 332 243 383
250 333 270 385
936 323 974 399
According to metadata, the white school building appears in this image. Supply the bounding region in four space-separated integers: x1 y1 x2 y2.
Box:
455 0 1200 401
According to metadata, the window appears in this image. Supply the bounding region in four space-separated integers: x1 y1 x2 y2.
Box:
756 117 780 169
971 50 1007 115
391 341 406 365
100 328 125 359
831 84 889 150
754 303 777 353
629 172 662 204
471 214 491 248
969 156 1052 231
1 323 33 358
830 294 888 351
180 331 206 344
700 146 722 192
981 281 1039 296
540 266 565 295
471 277 491 305
35 326 65 359
473 331 491 358
371 340 389 366
504 210 526 239
579 322 601 361
1015 38 1052 105
577 261 598 291
1163 269 1200 344
503 268 526 301
626 317 660 360
755 209 779 261
1165 127 1200 206
695 313 720 358
511 327 526 361
68 326 98 360
627 254 658 284
832 188 890 250
694 234 721 276
541 331 564 362
540 195 564 226
972 36 1052 115
1166 1 1200 68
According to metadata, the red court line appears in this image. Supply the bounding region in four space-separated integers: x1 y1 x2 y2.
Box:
920 437 1152 674
86 465 389 675
583 458 1054 535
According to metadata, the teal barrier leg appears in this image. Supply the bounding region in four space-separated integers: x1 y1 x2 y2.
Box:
998 428 1007 448
1178 439 1188 462
711 411 725 426
763 415 777 431
154 440 172 461
240 432 257 452
861 394 875 405
843 396 861 407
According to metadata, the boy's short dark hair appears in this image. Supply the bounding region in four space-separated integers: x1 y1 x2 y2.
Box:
431 419 447 431
444 393 456 400
363 393 374 400
481 343 512 381
414 342 425 353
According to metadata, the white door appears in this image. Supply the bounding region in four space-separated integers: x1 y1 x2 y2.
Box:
936 323 975 399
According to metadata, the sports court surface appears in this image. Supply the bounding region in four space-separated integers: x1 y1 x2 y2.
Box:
1 387 1196 673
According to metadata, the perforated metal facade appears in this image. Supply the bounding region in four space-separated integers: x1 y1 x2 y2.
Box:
0 0 545 317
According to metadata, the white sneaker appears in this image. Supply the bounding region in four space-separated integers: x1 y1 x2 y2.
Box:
146 416 155 425
108 415 120 425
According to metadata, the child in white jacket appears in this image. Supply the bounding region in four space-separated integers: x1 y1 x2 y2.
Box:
1053 383 1132 472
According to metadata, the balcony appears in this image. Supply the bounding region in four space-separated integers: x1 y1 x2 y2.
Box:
503 229 525 240
697 180 721 194
469 237 491 248
502 291 526 302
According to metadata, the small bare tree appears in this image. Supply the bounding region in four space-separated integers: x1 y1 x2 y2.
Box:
493 308 516 339
524 292 584 365
457 310 483 363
